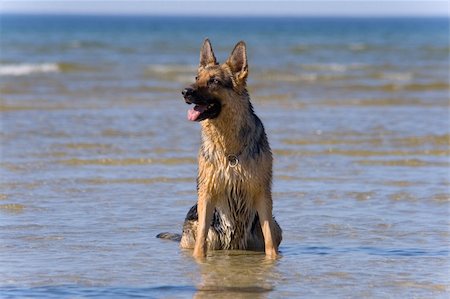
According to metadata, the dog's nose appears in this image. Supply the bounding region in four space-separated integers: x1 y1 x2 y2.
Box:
182 87 193 97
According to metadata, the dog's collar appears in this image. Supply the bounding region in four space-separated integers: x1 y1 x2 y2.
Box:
225 145 246 168
205 143 246 168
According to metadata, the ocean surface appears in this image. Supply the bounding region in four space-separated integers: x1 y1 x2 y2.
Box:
0 15 449 298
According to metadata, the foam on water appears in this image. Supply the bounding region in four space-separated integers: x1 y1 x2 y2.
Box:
0 63 59 76
301 63 367 72
146 64 197 73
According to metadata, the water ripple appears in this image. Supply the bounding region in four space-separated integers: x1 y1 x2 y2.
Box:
284 246 449 257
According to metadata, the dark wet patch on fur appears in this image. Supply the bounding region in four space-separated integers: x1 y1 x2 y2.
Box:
200 144 211 162
185 203 198 221
185 203 222 230
221 76 233 89
248 115 270 159
250 213 260 233
239 124 251 142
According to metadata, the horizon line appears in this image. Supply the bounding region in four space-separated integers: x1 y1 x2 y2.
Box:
1 12 449 18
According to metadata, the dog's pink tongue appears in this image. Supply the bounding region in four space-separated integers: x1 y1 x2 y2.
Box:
187 105 207 121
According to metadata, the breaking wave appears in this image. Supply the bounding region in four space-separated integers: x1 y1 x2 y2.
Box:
301 63 367 72
145 64 197 83
146 64 197 74
0 63 59 76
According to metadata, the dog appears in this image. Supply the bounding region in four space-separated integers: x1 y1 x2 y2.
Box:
157 39 282 259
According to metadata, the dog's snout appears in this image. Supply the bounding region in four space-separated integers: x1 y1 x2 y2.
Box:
182 87 193 97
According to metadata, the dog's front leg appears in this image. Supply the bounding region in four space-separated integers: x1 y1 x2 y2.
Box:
193 196 214 258
255 194 279 259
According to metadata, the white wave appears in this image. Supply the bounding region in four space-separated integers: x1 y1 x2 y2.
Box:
146 64 196 74
0 63 60 76
145 64 197 83
255 71 318 83
302 63 366 72
274 73 318 82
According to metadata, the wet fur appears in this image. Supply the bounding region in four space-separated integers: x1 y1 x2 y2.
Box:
159 39 282 257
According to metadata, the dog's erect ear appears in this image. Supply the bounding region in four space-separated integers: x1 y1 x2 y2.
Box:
226 41 248 82
199 38 218 68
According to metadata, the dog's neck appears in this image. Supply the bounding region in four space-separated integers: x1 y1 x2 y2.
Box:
200 95 253 157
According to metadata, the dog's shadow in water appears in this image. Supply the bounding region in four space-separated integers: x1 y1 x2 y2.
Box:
181 250 279 298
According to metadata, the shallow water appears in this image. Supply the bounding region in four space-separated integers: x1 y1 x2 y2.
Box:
0 16 449 298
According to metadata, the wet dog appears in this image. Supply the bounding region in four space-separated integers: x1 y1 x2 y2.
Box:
158 39 282 258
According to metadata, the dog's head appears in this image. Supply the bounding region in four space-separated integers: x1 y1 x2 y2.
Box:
182 39 249 122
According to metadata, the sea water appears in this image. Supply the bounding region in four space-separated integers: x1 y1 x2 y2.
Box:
0 15 449 298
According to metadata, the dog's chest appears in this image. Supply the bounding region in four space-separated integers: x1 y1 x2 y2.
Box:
202 153 258 194
213 177 256 249
203 157 257 247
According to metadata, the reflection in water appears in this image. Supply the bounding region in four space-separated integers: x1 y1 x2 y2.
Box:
191 251 278 299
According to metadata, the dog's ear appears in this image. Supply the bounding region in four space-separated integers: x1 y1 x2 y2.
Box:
199 38 218 68
226 41 248 82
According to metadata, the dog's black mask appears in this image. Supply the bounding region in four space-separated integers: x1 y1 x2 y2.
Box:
182 86 221 122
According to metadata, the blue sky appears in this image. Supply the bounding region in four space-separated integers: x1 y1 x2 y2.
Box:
0 1 448 16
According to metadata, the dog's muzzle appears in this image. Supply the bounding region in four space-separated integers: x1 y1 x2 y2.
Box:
182 86 221 122
182 87 195 104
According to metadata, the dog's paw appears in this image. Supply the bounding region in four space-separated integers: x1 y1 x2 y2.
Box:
265 248 279 259
193 246 207 259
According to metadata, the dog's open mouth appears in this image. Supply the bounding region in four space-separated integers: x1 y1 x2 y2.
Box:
187 104 209 121
186 101 221 122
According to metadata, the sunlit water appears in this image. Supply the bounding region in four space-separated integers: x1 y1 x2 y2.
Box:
0 16 449 298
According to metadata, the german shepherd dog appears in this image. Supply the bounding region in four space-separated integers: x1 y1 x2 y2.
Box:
158 39 282 259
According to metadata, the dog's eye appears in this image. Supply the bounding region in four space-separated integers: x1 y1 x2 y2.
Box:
208 78 220 85
195 76 198 81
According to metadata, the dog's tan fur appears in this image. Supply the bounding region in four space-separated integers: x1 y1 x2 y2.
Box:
176 39 282 259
